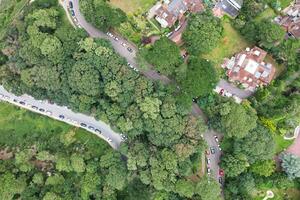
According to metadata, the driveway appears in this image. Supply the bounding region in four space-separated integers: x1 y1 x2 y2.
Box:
217 79 254 99
0 86 122 149
287 126 300 157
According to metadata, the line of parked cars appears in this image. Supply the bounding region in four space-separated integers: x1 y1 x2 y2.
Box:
0 93 119 143
106 32 133 53
68 1 81 28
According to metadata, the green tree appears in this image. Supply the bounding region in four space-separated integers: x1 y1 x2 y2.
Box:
175 179 195 198
138 97 162 120
43 192 62 200
250 159 276 177
280 153 300 179
15 149 34 172
257 19 285 48
0 173 26 199
180 57 218 99
195 176 222 200
183 11 223 55
221 153 249 177
70 154 86 173
142 37 183 75
219 102 257 138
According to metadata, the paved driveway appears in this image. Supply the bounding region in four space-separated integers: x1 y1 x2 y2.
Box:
217 79 254 99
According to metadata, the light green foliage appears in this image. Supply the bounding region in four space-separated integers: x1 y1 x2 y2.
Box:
139 97 162 120
15 149 34 172
0 173 26 199
36 151 55 161
70 154 86 173
219 102 257 138
45 174 65 186
43 192 62 200
250 159 276 177
195 176 222 200
175 179 195 198
32 173 44 185
221 153 249 177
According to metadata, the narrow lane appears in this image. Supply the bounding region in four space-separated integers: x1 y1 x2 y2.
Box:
0 86 122 149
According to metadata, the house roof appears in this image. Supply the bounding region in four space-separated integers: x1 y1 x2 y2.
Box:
218 0 243 18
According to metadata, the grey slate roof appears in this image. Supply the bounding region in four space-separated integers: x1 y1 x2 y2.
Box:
219 0 243 18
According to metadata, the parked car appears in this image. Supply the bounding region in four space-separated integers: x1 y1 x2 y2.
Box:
127 47 133 53
205 150 210 155
114 37 119 41
121 42 126 47
80 123 87 127
107 137 112 142
59 115 65 119
4 95 9 100
214 135 219 143
219 169 224 176
69 1 73 8
210 147 216 154
217 144 222 151
207 167 211 175
32 105 38 110
19 101 25 105
219 177 223 184
0 93 3 98
206 158 211 165
88 126 95 131
13 99 18 103
46 110 52 115
95 129 102 134
39 108 45 112
70 10 75 16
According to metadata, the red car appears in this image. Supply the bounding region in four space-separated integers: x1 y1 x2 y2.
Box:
219 169 224 176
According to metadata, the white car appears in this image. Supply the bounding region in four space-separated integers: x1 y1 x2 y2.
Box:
0 93 4 98
107 138 112 142
46 110 52 115
207 167 211 175
214 135 219 143
121 42 126 47
206 158 211 165
218 144 222 151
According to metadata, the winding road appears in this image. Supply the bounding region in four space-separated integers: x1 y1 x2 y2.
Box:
69 0 224 183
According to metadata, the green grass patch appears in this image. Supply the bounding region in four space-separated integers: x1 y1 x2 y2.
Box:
0 102 110 152
203 19 251 67
252 188 300 200
273 134 293 153
279 0 293 9
109 0 157 14
255 8 277 22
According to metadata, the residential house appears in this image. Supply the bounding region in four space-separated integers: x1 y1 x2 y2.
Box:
222 47 276 91
154 0 204 28
277 0 300 38
213 0 243 18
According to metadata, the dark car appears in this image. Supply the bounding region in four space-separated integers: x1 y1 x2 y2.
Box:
80 123 87 127
32 105 38 110
59 115 65 119
19 101 25 105
127 47 133 53
219 177 223 184
95 129 102 134
13 99 18 102
39 108 45 112
70 10 75 16
69 1 73 8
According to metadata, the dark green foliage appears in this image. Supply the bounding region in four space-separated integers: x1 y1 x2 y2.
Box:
183 11 223 55
142 37 183 76
80 0 127 31
180 57 218 100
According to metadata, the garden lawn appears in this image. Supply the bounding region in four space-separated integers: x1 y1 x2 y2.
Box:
252 188 300 200
255 8 276 22
203 20 251 67
273 134 293 153
109 0 157 13
0 102 109 154
279 0 294 9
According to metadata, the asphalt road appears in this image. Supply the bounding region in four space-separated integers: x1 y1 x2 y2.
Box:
0 86 122 149
69 0 224 184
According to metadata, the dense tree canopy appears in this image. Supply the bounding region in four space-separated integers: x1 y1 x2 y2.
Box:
281 153 300 180
142 37 183 76
180 57 218 100
80 0 127 31
183 11 223 55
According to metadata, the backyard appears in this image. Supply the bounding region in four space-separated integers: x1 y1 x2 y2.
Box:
109 0 157 14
